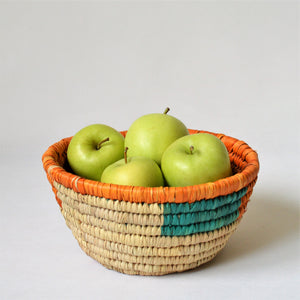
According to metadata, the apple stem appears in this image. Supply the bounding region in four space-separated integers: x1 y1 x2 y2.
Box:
190 145 194 154
163 107 170 114
124 147 128 164
96 137 110 150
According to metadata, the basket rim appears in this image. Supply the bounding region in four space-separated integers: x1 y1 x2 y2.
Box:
42 129 259 204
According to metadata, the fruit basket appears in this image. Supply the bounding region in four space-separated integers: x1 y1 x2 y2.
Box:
42 129 259 276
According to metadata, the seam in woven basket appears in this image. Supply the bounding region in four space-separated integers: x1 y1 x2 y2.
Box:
47 164 64 176
70 176 77 192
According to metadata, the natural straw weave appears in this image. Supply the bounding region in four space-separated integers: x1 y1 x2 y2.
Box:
42 129 259 275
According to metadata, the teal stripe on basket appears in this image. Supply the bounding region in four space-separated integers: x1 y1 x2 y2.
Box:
163 197 241 226
160 187 247 236
163 187 247 214
161 211 239 236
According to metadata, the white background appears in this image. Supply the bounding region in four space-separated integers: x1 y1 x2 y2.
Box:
0 1 299 299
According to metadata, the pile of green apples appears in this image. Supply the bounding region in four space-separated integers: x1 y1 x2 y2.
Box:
67 108 232 187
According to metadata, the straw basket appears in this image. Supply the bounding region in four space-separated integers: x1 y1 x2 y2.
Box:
42 129 259 276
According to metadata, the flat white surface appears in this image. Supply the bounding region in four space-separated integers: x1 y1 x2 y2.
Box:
0 1 299 299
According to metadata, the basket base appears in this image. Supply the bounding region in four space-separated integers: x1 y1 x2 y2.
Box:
63 209 239 276
87 250 219 276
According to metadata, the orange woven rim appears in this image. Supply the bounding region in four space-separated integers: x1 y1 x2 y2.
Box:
42 129 259 206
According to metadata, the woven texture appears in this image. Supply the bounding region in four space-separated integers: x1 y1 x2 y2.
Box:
42 129 259 275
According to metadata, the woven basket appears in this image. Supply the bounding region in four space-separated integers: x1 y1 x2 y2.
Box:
42 129 259 276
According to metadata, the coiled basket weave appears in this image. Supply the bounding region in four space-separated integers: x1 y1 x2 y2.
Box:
42 129 259 276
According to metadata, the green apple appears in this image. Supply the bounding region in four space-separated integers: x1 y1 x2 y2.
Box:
161 133 232 187
67 124 124 181
101 147 164 187
124 108 189 165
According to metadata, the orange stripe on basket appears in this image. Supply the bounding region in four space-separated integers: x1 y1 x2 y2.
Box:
42 130 259 206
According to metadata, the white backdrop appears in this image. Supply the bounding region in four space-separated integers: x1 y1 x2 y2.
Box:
0 1 299 299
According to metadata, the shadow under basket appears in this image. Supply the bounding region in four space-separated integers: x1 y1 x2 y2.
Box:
42 129 259 276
